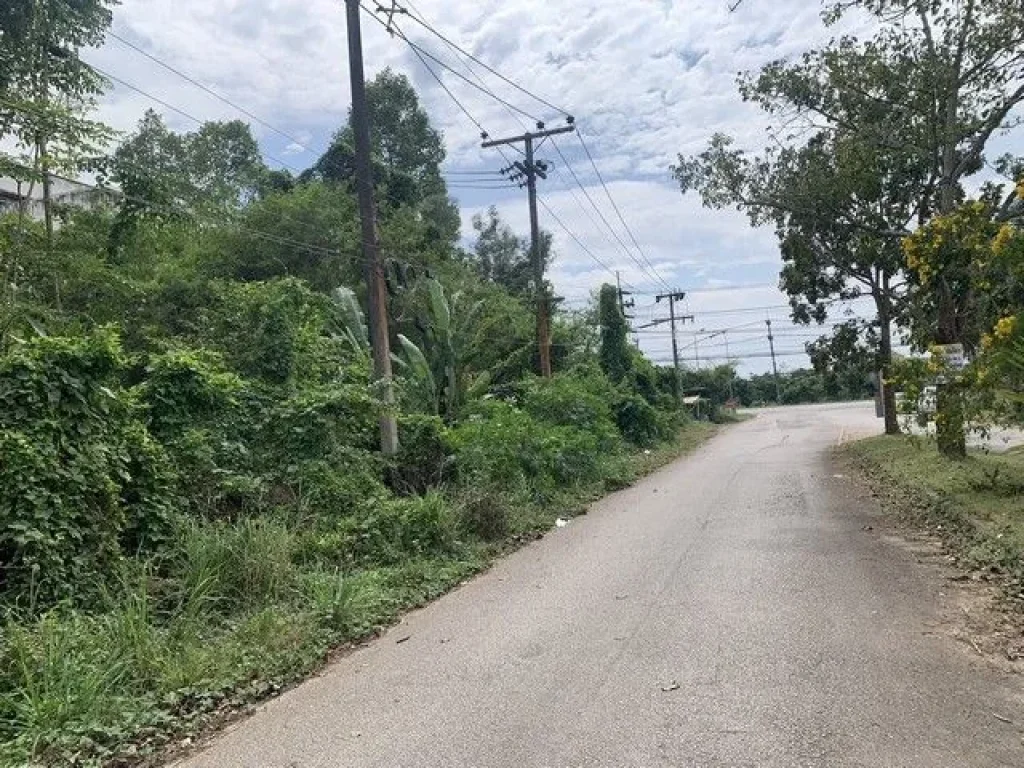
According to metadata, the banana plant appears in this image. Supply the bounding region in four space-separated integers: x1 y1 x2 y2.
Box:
329 286 370 359
394 278 489 420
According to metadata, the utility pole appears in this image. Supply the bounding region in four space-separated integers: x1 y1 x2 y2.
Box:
655 291 692 405
766 318 781 403
615 271 635 315
483 121 575 377
346 0 398 455
616 272 638 347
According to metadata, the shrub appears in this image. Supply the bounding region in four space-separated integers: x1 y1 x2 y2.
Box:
296 492 461 568
453 485 511 541
522 370 621 453
0 331 175 607
448 400 542 489
137 348 241 439
172 518 298 613
449 399 611 494
614 393 662 447
390 414 453 495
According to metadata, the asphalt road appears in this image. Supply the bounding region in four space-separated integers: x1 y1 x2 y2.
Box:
178 402 1024 768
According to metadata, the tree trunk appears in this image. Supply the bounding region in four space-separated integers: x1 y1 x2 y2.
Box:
877 306 899 435
933 77 966 457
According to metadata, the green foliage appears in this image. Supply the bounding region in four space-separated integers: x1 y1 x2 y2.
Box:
390 414 452 495
0 330 175 607
522 368 621 452
598 283 631 383
108 110 268 250
138 348 241 438
469 206 533 298
450 400 608 494
0 39 730 763
614 393 662 447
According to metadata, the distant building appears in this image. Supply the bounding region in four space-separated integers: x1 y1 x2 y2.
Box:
0 175 118 222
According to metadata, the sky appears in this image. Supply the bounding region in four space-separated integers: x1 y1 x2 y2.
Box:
77 0 890 374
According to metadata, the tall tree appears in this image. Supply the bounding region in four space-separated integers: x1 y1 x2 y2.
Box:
306 68 459 245
598 283 630 383
675 0 1024 451
0 0 116 239
469 206 542 299
107 111 266 252
675 131 917 435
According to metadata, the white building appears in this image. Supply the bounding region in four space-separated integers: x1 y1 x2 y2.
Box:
0 175 118 222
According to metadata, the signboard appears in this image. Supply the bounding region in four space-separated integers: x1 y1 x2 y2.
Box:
932 343 966 370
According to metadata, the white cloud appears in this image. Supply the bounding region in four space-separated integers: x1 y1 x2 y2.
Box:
78 0 881 372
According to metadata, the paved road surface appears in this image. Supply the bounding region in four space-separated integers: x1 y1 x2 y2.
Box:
178 402 1024 768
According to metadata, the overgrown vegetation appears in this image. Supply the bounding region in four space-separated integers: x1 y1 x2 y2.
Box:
844 436 1024 597
677 0 1024 450
0 8 713 765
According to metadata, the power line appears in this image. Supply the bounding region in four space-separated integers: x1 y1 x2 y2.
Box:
361 3 545 127
88 63 307 175
400 2 572 119
447 183 520 190
537 193 621 284
105 29 317 152
392 0 641 296
575 129 670 290
548 136 663 288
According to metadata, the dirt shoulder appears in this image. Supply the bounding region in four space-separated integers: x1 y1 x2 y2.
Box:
839 435 1024 666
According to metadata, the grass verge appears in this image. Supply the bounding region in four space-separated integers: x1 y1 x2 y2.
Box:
0 422 719 768
842 435 1024 600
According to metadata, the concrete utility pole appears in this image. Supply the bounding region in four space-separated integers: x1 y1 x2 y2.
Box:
346 0 398 455
655 291 692 405
483 122 575 377
766 318 781 403
616 272 638 348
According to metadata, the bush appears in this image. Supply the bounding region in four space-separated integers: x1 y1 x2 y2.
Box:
0 331 175 607
522 370 621 453
297 492 461 568
137 348 241 439
614 393 662 447
172 518 298 613
449 399 611 494
390 414 453 495
454 485 511 541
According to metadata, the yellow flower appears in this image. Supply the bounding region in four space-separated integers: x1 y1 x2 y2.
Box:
993 223 1016 256
994 315 1017 339
981 333 994 350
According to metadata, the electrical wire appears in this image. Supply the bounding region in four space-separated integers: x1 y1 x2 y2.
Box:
105 29 318 152
88 63 308 176
363 3 630 291
400 2 572 118
360 4 544 126
536 193 620 282
385 1 643 296
547 136 664 288
575 129 670 290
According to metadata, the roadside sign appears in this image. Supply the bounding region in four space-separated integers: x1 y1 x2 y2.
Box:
933 343 966 370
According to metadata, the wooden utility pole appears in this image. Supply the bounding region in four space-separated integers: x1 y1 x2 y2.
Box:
483 122 575 377
346 0 398 455
766 318 781 403
655 291 691 405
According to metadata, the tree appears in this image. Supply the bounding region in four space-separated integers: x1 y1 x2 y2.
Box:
0 0 116 240
107 111 267 253
806 320 876 401
676 0 1024 453
675 130 916 435
305 68 459 245
598 283 630 383
469 206 531 297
